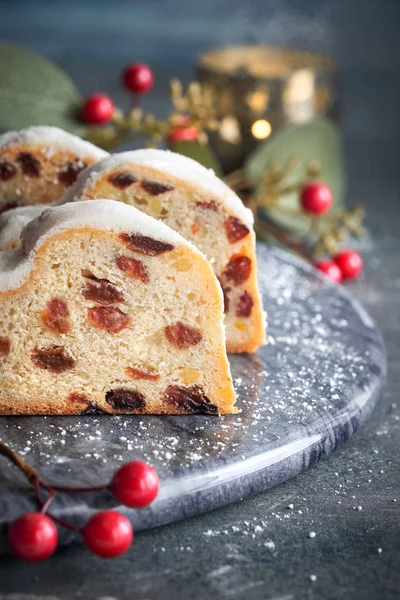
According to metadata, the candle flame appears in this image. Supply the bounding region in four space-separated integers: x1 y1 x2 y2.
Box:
251 119 272 139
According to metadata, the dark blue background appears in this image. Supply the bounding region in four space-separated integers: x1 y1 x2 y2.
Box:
0 2 400 599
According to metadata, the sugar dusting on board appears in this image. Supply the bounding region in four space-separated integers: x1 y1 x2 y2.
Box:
0 247 385 522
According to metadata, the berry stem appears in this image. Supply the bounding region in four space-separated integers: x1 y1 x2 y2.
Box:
131 94 140 110
38 484 56 515
0 442 39 484
35 480 81 533
48 483 108 493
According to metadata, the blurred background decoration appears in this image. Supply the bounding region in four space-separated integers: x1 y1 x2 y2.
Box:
1 0 378 280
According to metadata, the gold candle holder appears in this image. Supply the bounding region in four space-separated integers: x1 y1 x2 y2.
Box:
196 45 338 173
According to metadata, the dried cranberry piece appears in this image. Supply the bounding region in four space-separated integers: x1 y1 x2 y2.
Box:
236 290 254 317
81 404 108 415
82 279 124 306
68 392 88 405
87 306 131 333
219 282 230 313
116 255 149 283
195 200 218 212
225 216 250 244
0 336 11 356
16 152 40 177
140 180 174 196
41 298 70 334
221 255 252 286
0 159 16 181
58 160 87 186
67 393 107 414
119 233 174 256
105 388 146 411
31 346 75 372
0 201 20 214
125 366 159 380
163 385 217 414
165 322 202 349
108 172 137 189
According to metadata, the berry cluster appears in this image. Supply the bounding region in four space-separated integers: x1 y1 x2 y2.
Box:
7 459 159 561
81 63 195 144
299 181 364 283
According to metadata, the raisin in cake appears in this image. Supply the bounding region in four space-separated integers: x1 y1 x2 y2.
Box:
0 200 235 415
0 126 108 211
62 150 266 353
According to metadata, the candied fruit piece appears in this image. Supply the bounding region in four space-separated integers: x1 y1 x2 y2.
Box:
16 152 40 177
125 365 159 380
58 160 87 186
108 172 137 189
0 159 16 181
140 180 174 196
148 196 162 216
82 279 124 306
177 367 202 385
195 200 218 211
41 298 70 334
0 336 11 356
165 322 202 349
88 306 131 333
221 255 251 285
173 255 192 272
236 291 254 317
225 216 250 244
106 388 146 411
116 255 149 283
216 385 234 403
191 223 200 235
31 346 75 372
163 385 217 414
119 232 174 256
234 321 248 331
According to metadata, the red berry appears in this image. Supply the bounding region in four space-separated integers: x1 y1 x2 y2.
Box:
110 461 159 508
8 513 58 562
82 510 133 558
123 63 154 94
81 94 115 124
300 182 333 215
167 127 198 144
334 249 363 280
314 260 343 284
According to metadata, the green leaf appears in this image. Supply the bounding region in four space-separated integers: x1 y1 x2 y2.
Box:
0 42 83 134
245 118 345 234
169 140 223 178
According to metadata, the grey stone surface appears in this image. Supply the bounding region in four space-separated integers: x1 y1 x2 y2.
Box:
0 0 399 598
0 245 385 551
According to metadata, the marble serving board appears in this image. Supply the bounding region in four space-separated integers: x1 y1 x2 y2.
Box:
0 245 386 550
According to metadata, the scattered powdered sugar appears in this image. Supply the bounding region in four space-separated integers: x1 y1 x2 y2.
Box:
0 248 385 514
308 531 316 538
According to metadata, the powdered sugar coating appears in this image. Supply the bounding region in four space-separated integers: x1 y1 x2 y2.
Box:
0 126 108 161
61 149 253 227
0 206 43 250
0 200 205 292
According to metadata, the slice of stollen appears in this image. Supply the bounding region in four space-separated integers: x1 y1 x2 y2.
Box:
0 126 108 210
63 149 266 353
0 200 235 415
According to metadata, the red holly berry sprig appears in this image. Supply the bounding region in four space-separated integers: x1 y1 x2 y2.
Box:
0 442 158 561
297 182 364 283
78 62 221 151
